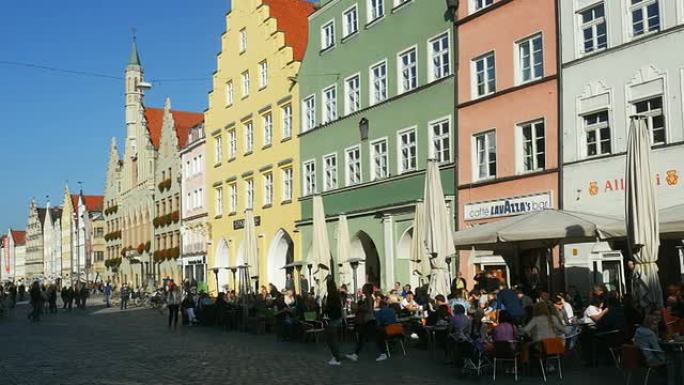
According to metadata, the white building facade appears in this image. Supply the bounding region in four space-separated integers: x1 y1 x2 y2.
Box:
560 0 684 296
42 205 62 281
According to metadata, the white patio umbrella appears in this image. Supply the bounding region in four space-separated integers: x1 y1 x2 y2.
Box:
423 160 455 298
312 195 331 299
411 201 430 287
244 209 259 293
336 215 352 289
625 117 662 310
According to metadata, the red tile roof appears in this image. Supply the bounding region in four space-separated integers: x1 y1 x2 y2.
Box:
71 194 104 212
11 230 26 246
263 0 315 62
144 108 204 150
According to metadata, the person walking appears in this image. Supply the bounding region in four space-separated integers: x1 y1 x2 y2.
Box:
9 283 17 308
120 284 129 310
345 283 378 362
166 280 181 329
47 284 58 314
66 285 74 311
324 277 344 366
61 286 69 309
104 281 112 308
18 283 25 302
73 283 81 309
28 282 43 322
80 284 89 309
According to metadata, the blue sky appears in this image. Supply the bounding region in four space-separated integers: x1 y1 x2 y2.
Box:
0 1 230 230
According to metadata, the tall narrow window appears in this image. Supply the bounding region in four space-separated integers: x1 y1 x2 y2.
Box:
517 34 543 83
263 113 272 147
228 129 237 159
579 3 607 54
215 187 223 216
239 29 247 53
399 48 417 93
282 168 293 202
430 119 451 164
303 160 316 196
214 136 223 164
630 0 660 37
281 104 293 139
321 21 335 50
229 184 237 213
303 95 316 132
225 81 234 106
259 60 268 89
345 75 361 114
371 139 388 180
322 86 337 124
474 131 496 180
368 0 385 23
370 61 388 105
399 129 417 173
245 121 254 153
343 5 358 37
584 110 611 157
245 179 254 210
429 33 450 81
345 146 362 186
263 173 273 206
472 53 495 97
323 154 338 191
241 71 250 97
634 96 666 145
520 120 545 172
472 0 493 12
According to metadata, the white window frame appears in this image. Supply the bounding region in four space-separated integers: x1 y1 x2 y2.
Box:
215 186 223 216
214 135 223 164
577 2 608 55
259 60 268 89
323 153 338 191
628 0 660 38
343 4 359 38
428 31 451 82
515 33 544 85
245 179 254 210
582 110 612 158
345 74 361 115
469 0 494 14
229 183 237 213
241 71 250 97
397 46 418 94
244 121 254 153
303 160 316 196
263 173 273 207
473 130 497 181
322 84 338 124
239 28 247 53
429 116 452 164
282 167 293 202
633 95 666 145
397 127 417 174
471 51 496 98
367 0 385 23
517 119 546 173
281 104 293 139
369 59 388 105
393 0 412 8
263 113 273 147
303 95 316 132
370 138 389 181
225 80 234 106
321 20 336 50
345 145 362 186
228 129 237 159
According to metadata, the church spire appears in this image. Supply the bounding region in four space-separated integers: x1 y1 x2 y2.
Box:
128 36 141 66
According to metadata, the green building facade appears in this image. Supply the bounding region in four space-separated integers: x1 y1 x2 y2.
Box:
297 0 455 291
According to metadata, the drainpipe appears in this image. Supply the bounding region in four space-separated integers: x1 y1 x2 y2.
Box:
555 0 564 291
446 0 460 270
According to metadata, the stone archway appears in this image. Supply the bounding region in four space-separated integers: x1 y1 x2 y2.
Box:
397 226 421 290
266 229 294 292
215 238 230 291
350 231 381 289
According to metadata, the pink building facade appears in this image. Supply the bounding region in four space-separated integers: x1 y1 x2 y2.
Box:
456 0 559 290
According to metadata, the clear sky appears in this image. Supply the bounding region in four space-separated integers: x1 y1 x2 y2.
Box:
0 0 231 230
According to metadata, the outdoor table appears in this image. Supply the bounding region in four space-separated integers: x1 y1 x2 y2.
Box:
423 325 449 358
660 340 684 385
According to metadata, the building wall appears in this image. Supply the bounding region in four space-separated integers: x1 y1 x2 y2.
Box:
61 188 75 280
15 245 26 283
91 217 106 280
25 202 45 279
205 0 310 293
103 139 123 283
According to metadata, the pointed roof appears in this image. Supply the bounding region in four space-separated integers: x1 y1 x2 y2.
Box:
144 107 204 150
262 0 315 61
71 194 105 213
11 230 26 245
128 38 141 66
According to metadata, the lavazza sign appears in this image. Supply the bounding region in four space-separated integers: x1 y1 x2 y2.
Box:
464 192 552 221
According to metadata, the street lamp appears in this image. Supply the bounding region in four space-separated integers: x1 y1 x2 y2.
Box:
347 257 365 301
306 263 313 294
445 256 453 285
228 266 238 292
211 267 220 295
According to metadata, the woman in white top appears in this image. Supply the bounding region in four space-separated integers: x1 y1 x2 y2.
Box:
582 297 606 325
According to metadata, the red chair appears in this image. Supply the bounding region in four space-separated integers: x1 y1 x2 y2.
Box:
384 323 406 357
492 340 520 382
539 337 564 382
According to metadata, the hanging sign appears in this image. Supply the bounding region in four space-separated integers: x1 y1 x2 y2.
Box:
464 192 552 221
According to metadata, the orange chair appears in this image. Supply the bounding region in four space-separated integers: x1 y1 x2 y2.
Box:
619 344 665 385
384 323 406 357
539 337 564 382
492 340 520 382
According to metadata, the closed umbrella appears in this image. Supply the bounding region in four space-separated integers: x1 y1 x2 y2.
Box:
312 195 331 299
336 215 352 289
411 201 430 287
423 160 455 297
244 209 259 293
625 117 662 310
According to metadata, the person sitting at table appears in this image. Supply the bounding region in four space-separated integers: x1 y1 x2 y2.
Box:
449 289 470 314
434 294 453 316
596 296 626 332
497 285 525 325
492 310 518 342
374 296 398 362
552 295 574 326
521 302 566 343
582 296 606 325
400 292 420 315
401 284 411 298
387 294 402 315
450 304 471 342
633 313 666 366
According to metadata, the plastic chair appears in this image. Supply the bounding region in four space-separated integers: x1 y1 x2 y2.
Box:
384 323 407 357
539 337 564 382
302 311 325 343
492 340 519 382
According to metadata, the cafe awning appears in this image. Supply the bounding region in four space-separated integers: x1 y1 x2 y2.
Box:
603 203 684 239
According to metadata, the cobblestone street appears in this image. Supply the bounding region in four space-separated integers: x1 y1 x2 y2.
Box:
0 300 629 385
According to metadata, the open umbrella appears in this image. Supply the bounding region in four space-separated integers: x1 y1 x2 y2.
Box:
423 160 455 297
312 195 331 299
244 209 259 293
411 201 430 287
625 117 662 310
336 215 352 289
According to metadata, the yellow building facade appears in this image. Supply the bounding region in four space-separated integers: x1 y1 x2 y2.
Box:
206 0 314 293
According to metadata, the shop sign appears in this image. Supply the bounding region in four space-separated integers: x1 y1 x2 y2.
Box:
464 192 552 221
587 169 679 197
233 216 261 230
